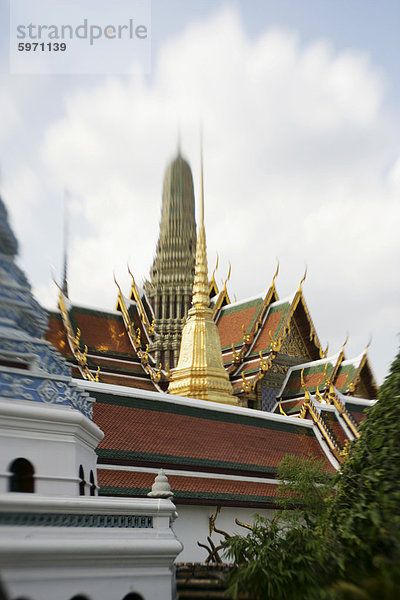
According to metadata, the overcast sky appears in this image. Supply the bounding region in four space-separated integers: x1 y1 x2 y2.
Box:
1 0 399 385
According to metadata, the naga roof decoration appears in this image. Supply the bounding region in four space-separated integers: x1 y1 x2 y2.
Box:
43 148 376 433
209 255 220 300
274 346 376 465
47 301 164 393
58 290 100 382
114 275 164 389
278 345 377 402
211 265 232 321
48 262 377 416
0 141 381 509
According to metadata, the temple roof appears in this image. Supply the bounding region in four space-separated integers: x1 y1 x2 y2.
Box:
278 349 377 400
47 299 163 393
77 380 336 505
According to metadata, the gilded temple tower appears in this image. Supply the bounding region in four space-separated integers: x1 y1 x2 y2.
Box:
144 151 197 368
168 146 236 405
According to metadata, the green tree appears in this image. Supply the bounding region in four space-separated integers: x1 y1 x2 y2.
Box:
223 455 335 600
326 346 400 597
223 346 400 599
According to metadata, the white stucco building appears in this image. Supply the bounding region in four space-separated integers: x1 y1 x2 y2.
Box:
0 197 183 600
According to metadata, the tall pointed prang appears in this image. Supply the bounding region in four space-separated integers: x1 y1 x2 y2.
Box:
168 136 236 405
143 146 197 368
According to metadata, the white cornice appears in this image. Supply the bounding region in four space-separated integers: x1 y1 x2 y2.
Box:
0 398 104 445
77 379 314 429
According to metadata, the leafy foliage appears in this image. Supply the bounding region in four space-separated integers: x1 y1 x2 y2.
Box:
222 455 335 600
223 346 400 599
326 346 400 594
278 453 334 524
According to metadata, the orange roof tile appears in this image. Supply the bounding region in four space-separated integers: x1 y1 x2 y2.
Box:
98 469 280 504
92 394 334 474
46 313 70 355
252 308 286 353
217 299 262 348
72 309 133 355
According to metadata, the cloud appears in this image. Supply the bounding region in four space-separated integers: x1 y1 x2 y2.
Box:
2 6 400 383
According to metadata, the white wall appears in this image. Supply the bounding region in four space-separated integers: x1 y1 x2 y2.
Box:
0 398 103 496
0 494 182 600
173 504 274 562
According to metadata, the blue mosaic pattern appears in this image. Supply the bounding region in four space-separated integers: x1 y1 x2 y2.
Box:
0 337 70 376
0 254 47 339
0 372 93 419
0 195 94 419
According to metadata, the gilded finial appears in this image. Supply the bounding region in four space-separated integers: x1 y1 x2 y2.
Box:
191 127 210 308
242 324 253 344
259 350 271 372
136 327 141 346
323 363 330 386
224 263 231 288
213 254 219 276
149 318 155 336
297 266 307 292
94 366 100 382
315 385 324 402
113 272 122 296
279 399 287 416
300 368 306 389
268 329 282 352
232 343 240 363
341 332 349 350
272 261 279 286
127 263 134 281
167 129 236 405
166 362 171 380
241 371 252 393
321 342 329 359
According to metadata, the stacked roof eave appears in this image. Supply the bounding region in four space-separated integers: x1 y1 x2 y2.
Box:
46 289 165 393
77 378 338 506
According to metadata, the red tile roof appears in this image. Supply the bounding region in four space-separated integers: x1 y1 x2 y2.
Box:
98 469 280 505
72 309 133 355
320 411 348 448
252 309 286 353
217 301 262 348
92 393 334 475
46 313 70 356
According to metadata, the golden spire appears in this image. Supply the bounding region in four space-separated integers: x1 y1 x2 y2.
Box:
168 136 236 405
192 144 210 308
